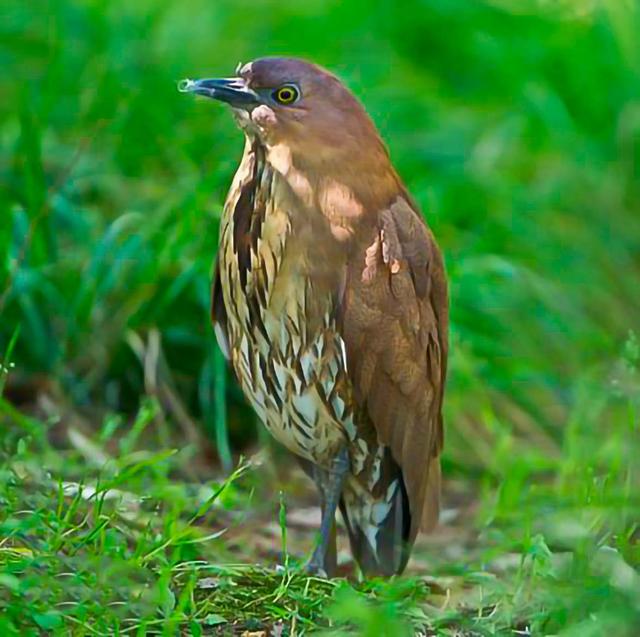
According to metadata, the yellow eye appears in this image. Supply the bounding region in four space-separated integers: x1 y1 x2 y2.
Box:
273 85 299 105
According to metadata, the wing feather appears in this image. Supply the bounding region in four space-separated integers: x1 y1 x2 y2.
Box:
340 196 448 539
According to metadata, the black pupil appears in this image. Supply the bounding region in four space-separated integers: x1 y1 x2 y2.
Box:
280 88 294 101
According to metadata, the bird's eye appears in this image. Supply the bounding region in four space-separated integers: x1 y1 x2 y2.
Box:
272 84 300 105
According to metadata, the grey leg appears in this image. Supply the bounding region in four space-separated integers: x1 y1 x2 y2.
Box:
306 446 350 576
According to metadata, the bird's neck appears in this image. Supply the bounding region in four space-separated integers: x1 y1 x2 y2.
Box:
243 134 403 239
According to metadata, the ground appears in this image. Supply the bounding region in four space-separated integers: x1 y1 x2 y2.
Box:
1 381 639 634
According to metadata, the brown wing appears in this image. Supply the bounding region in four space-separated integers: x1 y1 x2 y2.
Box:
340 196 448 540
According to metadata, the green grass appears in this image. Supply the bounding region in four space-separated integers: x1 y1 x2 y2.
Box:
0 420 435 634
1 0 640 633
2 385 639 634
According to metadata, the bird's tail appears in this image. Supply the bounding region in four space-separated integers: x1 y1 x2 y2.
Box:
339 471 412 577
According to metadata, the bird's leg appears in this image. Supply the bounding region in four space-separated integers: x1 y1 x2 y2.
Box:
306 446 350 576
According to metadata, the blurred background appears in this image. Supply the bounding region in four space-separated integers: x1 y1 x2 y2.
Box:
1 0 640 630
2 0 638 467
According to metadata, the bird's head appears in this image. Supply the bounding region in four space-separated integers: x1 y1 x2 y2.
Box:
180 57 398 203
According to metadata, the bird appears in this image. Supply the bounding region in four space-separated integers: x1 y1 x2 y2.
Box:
180 57 448 577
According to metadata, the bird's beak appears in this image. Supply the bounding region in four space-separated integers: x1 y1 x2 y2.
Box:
178 77 260 109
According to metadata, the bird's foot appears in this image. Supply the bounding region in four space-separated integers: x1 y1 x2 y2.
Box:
303 447 349 579
303 555 328 578
304 539 332 578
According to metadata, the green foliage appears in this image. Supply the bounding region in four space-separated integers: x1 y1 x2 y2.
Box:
2 0 639 458
1 0 639 634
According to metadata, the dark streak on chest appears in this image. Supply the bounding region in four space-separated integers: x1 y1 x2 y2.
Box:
232 142 268 289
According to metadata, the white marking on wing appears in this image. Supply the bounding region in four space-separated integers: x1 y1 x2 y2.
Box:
331 393 346 421
292 372 303 394
299 348 316 384
339 337 348 373
214 323 230 360
372 500 392 525
290 391 318 427
272 359 288 392
364 522 378 556
385 479 399 501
